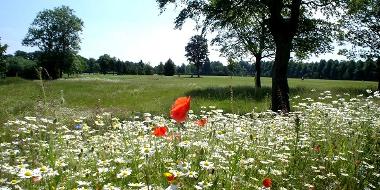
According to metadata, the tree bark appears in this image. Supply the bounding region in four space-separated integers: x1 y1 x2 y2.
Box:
197 65 200 78
271 38 291 113
377 57 380 91
255 55 262 88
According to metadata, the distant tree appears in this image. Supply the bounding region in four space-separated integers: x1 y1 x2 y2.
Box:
238 60 252 76
22 6 83 79
144 63 154 75
187 63 196 77
202 59 211 75
109 57 117 75
6 56 38 79
0 38 8 76
227 58 238 76
98 54 112 74
185 35 209 78
176 65 184 76
66 54 87 76
210 61 227 76
179 63 187 75
363 59 377 81
115 59 124 74
136 60 145 75
125 61 136 75
163 58 175 76
86 58 99 73
14 50 30 60
156 62 164 75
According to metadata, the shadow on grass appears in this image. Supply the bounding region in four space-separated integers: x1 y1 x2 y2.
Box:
0 77 29 85
185 85 372 101
185 86 272 101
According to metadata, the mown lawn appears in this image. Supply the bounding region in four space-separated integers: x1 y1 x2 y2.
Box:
0 74 377 123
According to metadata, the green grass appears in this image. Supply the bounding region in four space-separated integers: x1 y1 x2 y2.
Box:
0 75 377 123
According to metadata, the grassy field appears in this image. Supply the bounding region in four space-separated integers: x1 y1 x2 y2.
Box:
1 75 379 189
0 74 377 123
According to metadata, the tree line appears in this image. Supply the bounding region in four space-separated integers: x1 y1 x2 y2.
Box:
261 59 378 81
3 47 377 82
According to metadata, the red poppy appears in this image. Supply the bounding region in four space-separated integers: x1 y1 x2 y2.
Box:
196 118 207 127
263 177 272 188
170 96 191 123
153 126 167 137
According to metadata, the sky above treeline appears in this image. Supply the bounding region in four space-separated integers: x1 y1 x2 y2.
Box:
0 0 346 65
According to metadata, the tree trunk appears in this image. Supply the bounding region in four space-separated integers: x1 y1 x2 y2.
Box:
197 65 200 78
255 55 262 88
267 0 301 113
377 57 380 91
271 39 291 113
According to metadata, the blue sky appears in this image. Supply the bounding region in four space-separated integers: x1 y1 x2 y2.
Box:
0 0 345 65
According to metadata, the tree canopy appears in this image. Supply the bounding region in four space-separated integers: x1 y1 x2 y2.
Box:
340 0 380 58
22 6 83 79
339 0 380 89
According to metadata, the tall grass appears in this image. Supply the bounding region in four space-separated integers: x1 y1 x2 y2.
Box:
0 75 377 124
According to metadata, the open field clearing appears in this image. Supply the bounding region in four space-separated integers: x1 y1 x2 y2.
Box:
0 75 377 124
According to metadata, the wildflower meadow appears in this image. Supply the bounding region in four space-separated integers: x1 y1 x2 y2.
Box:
1 89 379 190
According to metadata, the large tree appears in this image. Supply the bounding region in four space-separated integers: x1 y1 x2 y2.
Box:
98 54 112 75
208 2 274 88
185 35 209 78
157 0 340 112
22 6 83 79
0 37 8 76
340 0 380 90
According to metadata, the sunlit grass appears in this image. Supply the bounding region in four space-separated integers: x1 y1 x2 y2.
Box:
0 75 377 124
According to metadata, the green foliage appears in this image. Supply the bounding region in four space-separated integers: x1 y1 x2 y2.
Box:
143 63 154 75
66 54 87 75
340 0 380 59
0 37 8 75
22 6 83 79
5 56 38 79
206 0 275 65
259 59 378 81
155 62 164 75
85 58 100 73
163 58 175 76
98 54 112 74
185 35 209 77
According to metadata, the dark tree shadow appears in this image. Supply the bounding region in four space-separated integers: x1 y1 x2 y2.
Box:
0 77 29 86
185 86 273 101
184 86 372 101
